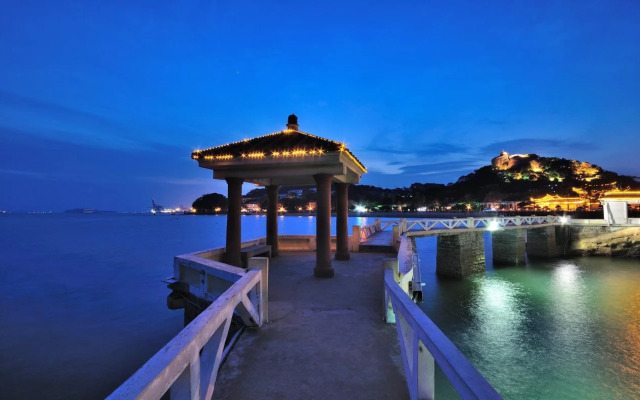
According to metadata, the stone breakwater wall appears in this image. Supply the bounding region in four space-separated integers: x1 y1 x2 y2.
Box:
568 226 640 258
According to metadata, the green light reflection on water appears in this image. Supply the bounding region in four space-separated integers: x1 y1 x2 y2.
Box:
416 235 640 400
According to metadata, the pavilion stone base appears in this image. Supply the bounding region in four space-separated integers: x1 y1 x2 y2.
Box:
314 266 335 278
492 229 526 265
526 226 565 258
436 232 485 279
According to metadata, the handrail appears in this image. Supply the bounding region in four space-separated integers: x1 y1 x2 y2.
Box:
384 268 502 400
359 218 400 242
361 216 563 239
108 259 268 400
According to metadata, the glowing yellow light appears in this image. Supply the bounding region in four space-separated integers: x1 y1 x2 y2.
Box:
601 189 640 201
292 149 307 156
191 128 366 171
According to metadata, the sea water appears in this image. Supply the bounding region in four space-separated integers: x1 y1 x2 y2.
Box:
0 213 369 399
1 215 638 399
416 233 640 399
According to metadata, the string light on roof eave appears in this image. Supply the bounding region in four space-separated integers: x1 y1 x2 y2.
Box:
194 129 344 154
190 130 366 171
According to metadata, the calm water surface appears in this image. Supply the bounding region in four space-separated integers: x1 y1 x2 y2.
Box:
416 233 640 399
1 215 638 399
0 213 370 399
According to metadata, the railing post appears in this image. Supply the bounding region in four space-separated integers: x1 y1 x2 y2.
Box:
392 225 400 251
352 225 361 252
416 338 435 400
375 218 381 231
170 352 201 400
383 258 398 323
248 257 269 324
400 218 407 234
467 217 474 229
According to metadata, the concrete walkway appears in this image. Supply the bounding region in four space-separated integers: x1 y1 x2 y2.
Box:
360 231 394 253
212 251 409 400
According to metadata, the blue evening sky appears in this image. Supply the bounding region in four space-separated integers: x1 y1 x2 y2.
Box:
1 0 639 211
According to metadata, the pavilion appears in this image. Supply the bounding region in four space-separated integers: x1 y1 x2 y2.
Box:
600 190 640 225
191 115 367 278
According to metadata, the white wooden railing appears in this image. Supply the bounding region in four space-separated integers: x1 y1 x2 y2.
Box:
403 215 560 233
358 216 563 242
383 238 502 399
107 255 268 400
358 218 400 242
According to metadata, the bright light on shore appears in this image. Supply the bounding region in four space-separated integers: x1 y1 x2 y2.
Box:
487 220 501 231
355 204 367 213
560 216 570 224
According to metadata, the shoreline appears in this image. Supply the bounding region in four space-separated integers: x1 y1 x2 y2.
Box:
190 210 610 219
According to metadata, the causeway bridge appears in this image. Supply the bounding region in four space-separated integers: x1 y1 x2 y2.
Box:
107 215 640 400
359 215 570 279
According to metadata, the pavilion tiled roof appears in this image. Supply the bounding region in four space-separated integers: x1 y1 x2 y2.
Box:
601 190 640 200
191 129 366 172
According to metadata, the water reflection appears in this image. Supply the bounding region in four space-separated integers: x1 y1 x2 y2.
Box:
462 277 535 397
415 236 640 399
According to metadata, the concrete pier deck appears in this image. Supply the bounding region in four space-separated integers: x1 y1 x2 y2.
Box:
360 231 394 252
212 251 409 399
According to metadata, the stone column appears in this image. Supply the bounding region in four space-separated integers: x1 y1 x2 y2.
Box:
526 226 560 258
492 229 526 265
225 177 243 267
314 174 334 278
266 184 280 257
335 182 350 260
436 232 485 278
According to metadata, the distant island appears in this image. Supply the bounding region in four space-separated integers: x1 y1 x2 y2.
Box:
191 151 640 214
64 208 117 214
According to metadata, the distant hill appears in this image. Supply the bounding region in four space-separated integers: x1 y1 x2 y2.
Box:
64 208 116 214
360 151 640 209
458 151 638 200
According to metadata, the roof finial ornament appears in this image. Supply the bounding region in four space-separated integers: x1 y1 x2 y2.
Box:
286 114 299 131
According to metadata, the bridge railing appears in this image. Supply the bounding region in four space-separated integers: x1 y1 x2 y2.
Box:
107 255 268 400
359 216 563 247
358 218 401 242
404 215 561 234
383 238 502 399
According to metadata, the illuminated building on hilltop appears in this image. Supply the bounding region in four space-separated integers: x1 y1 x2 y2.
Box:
528 194 589 211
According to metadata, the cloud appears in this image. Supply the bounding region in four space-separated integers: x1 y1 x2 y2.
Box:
0 169 49 179
0 90 118 129
398 160 485 176
139 176 211 186
480 138 596 154
365 141 468 156
0 90 168 152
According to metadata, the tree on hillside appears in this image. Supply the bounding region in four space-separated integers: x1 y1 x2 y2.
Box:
192 193 228 213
